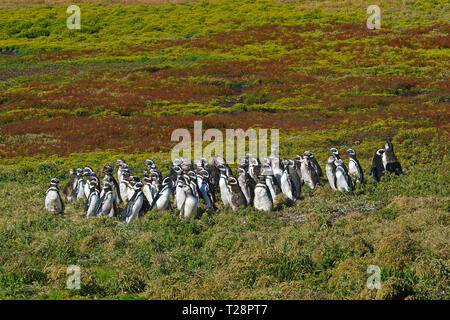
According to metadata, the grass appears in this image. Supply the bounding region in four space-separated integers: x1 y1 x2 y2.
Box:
0 0 449 299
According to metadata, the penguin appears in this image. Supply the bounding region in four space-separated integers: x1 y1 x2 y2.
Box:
94 182 117 218
369 149 385 182
119 171 131 204
237 167 255 206
253 176 273 212
114 159 127 184
334 158 354 192
179 183 198 219
299 155 319 190
197 169 215 208
326 156 338 190
187 170 201 199
85 180 100 218
330 147 341 160
103 165 122 205
304 150 323 177
150 177 172 211
71 168 86 202
121 182 150 223
175 174 187 212
280 160 295 201
45 178 64 214
226 176 247 211
346 148 364 184
217 164 230 207
261 163 281 201
83 166 97 198
62 168 77 200
144 159 162 181
180 157 194 173
142 175 154 205
248 155 261 184
382 142 402 175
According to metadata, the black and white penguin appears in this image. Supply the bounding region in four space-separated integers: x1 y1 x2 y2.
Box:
174 172 187 212
94 182 117 218
45 178 64 214
197 169 215 208
62 168 77 201
253 176 273 212
261 163 281 201
237 166 255 206
217 164 231 207
114 159 127 184
248 155 261 184
151 177 172 211
71 168 86 202
142 174 155 206
226 176 247 211
144 158 162 181
280 159 295 201
83 166 97 198
369 149 385 182
119 170 132 204
85 180 100 218
103 165 122 205
299 155 319 190
269 147 283 186
346 148 364 184
382 142 402 175
121 182 150 223
325 156 338 190
304 150 323 177
334 158 354 192
178 182 198 219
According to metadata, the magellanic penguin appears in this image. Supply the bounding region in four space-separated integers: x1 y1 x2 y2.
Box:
197 169 215 208
149 177 172 211
253 176 273 212
334 158 354 192
175 175 187 213
304 150 323 177
346 148 364 184
121 182 150 223
217 164 231 207
226 176 247 211
142 175 155 206
326 156 338 191
237 167 255 206
179 183 198 219
299 156 319 190
248 155 261 184
382 142 402 175
261 163 281 202
62 168 77 201
114 159 127 184
280 159 295 201
94 182 117 218
269 152 283 186
45 178 64 214
369 149 385 182
85 180 100 218
83 166 97 198
119 171 131 204
103 165 122 205
71 168 86 202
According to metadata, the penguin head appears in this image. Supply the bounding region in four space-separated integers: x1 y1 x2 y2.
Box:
83 166 94 177
376 149 385 156
198 169 209 179
173 158 182 167
334 158 344 167
237 167 247 176
104 165 113 174
103 182 112 190
143 176 152 184
114 159 125 166
50 178 59 186
173 165 183 176
143 159 156 169
330 148 339 156
217 164 227 174
134 182 144 189
384 142 393 151
346 148 356 156
162 177 172 188
261 164 274 176
281 158 290 168
122 171 131 181
262 157 271 166
89 180 98 189
76 167 83 176
227 177 240 193
249 156 260 167
121 163 130 171
142 170 150 178
187 170 197 181
304 150 314 158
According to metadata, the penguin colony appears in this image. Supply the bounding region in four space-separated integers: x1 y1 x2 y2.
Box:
45 142 402 222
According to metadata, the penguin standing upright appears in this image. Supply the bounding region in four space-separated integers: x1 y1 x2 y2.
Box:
254 176 273 212
226 176 247 211
382 142 402 175
304 150 323 177
62 168 77 201
280 159 295 201
269 151 283 186
45 178 64 214
71 168 86 202
119 171 131 204
261 163 281 202
85 180 100 218
151 177 172 211
83 167 97 198
103 165 122 206
179 183 198 219
217 164 231 207
346 148 364 184
121 182 149 223
330 148 341 160
114 159 127 184
94 182 117 218
326 156 338 190
237 167 255 206
299 156 319 190
197 170 215 208
334 158 354 192
248 155 261 184
370 149 385 182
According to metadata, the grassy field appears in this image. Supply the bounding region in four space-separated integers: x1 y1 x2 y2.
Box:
0 0 449 299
